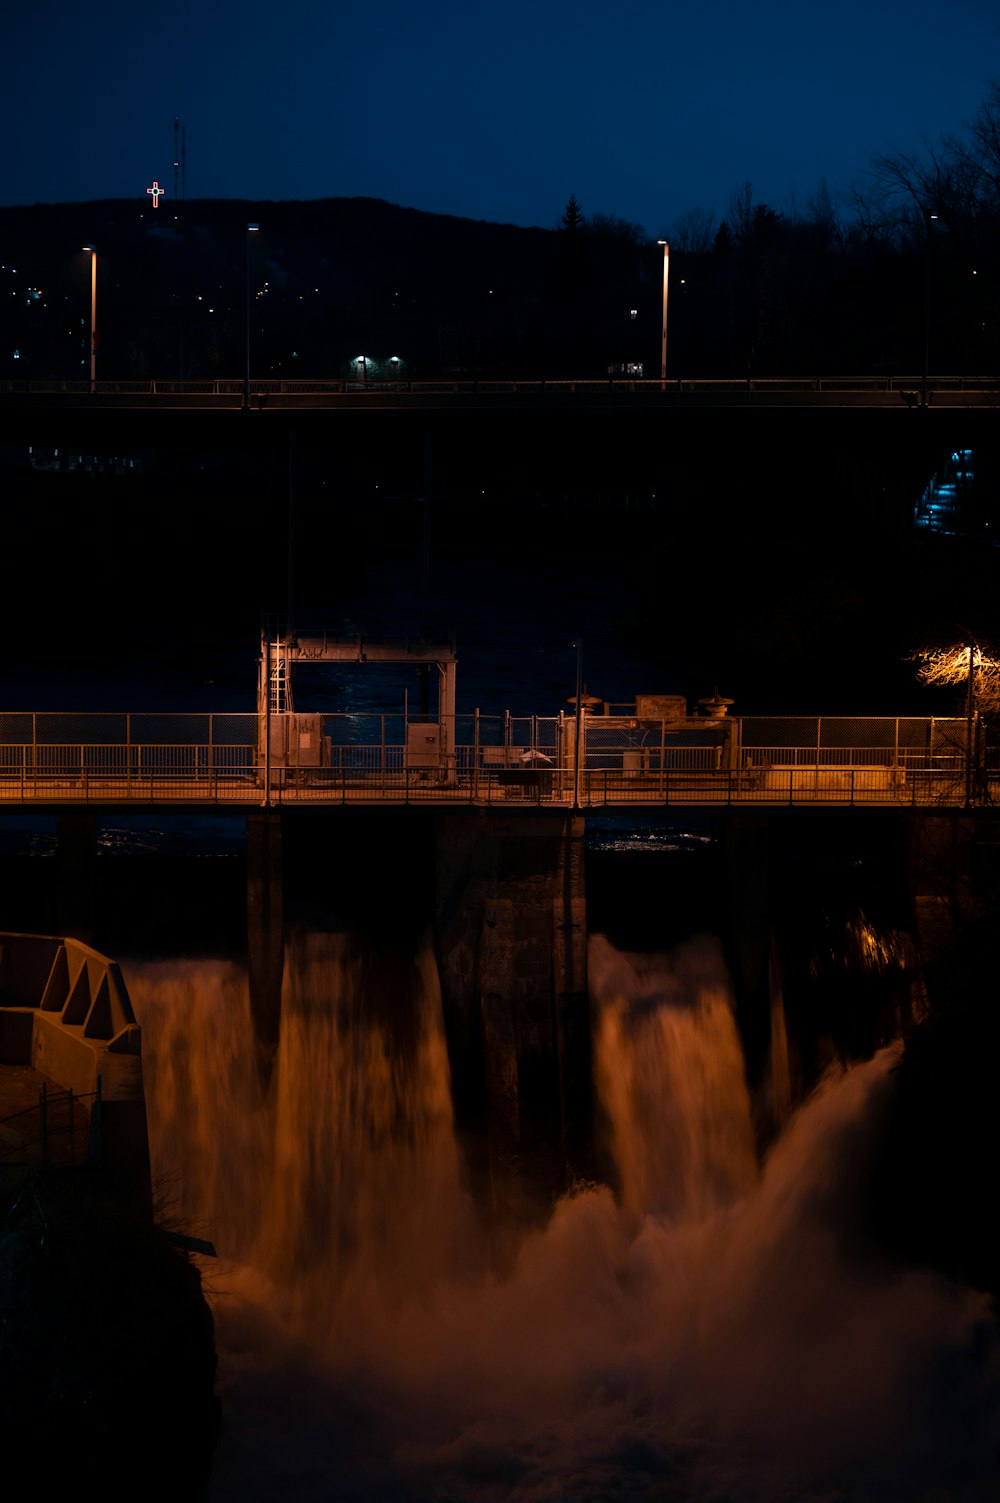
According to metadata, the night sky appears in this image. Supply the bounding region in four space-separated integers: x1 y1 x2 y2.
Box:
5 1 999 233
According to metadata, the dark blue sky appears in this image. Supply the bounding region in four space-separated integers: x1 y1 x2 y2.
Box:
5 1 999 233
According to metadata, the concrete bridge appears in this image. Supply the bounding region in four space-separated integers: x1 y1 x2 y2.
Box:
3 375 1000 411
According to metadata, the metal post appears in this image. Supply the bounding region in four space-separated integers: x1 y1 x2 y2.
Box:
264 635 271 807
965 642 976 809
288 429 297 635
88 1074 103 1168
244 223 259 410
82 246 97 393
474 707 480 801
573 641 583 809
657 240 670 386
921 210 938 409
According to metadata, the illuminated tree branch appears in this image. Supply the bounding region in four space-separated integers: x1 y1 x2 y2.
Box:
910 642 1000 711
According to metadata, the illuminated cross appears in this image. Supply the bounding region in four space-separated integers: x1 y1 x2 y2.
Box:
146 180 165 208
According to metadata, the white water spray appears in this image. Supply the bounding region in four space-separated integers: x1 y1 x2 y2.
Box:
126 931 1000 1502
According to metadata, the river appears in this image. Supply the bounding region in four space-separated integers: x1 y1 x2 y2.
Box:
126 927 1000 1502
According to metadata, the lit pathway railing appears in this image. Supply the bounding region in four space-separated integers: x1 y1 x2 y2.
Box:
0 755 990 810
0 714 987 810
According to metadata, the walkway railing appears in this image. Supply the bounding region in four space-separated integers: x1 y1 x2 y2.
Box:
3 375 999 399
0 1080 101 1169
0 709 989 809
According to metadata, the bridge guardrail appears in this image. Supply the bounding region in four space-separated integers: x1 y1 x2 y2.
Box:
0 761 988 809
0 712 988 808
3 375 1000 399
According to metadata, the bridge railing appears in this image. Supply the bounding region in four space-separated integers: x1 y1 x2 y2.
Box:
0 758 987 807
0 710 988 806
4 375 999 399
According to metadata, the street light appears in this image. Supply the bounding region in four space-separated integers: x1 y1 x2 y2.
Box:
657 239 670 385
244 223 259 409
921 210 939 409
82 245 96 392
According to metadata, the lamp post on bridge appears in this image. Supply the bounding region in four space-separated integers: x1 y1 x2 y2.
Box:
920 209 939 409
82 245 97 393
244 222 259 410
572 641 584 808
657 238 670 387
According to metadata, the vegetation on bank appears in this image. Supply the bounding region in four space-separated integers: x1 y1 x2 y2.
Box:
0 1167 219 1500
3 85 1000 382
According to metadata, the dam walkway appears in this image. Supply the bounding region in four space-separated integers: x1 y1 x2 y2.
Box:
0 710 989 812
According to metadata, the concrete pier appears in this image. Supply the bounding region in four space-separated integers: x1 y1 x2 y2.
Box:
433 810 587 1244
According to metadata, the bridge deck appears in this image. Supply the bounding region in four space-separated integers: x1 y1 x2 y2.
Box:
0 767 988 812
0 712 985 812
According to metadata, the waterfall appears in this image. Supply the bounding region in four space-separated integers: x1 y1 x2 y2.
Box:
131 932 484 1345
589 933 757 1220
125 932 999 1503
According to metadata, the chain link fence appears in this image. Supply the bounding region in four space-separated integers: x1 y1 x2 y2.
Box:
0 710 987 807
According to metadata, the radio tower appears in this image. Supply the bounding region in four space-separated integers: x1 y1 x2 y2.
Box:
172 118 187 200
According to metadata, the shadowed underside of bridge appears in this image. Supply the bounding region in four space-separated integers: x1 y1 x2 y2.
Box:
2 384 999 457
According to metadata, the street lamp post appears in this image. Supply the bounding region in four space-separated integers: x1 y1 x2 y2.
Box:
921 210 938 409
657 239 670 386
244 223 259 409
82 245 96 392
572 640 583 809
965 640 976 809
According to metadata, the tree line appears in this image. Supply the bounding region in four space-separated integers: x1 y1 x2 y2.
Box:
2 86 998 382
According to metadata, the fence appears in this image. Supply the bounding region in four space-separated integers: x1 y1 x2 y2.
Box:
0 1079 101 1169
0 711 988 808
4 376 1000 398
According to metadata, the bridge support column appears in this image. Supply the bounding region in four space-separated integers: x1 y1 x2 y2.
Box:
907 813 981 1009
55 812 98 943
434 810 587 1261
246 811 284 1056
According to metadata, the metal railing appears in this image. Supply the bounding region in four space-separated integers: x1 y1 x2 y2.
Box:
0 1079 101 1169
0 711 989 808
3 375 999 399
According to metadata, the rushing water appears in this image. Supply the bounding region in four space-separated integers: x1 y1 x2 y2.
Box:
128 932 1000 1502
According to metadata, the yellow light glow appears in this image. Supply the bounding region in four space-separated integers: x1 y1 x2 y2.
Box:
910 641 1000 709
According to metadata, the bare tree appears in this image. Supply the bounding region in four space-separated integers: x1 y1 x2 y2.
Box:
952 81 1000 204
588 212 646 245
728 180 756 241
911 641 1000 713
669 206 716 254
806 179 844 250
